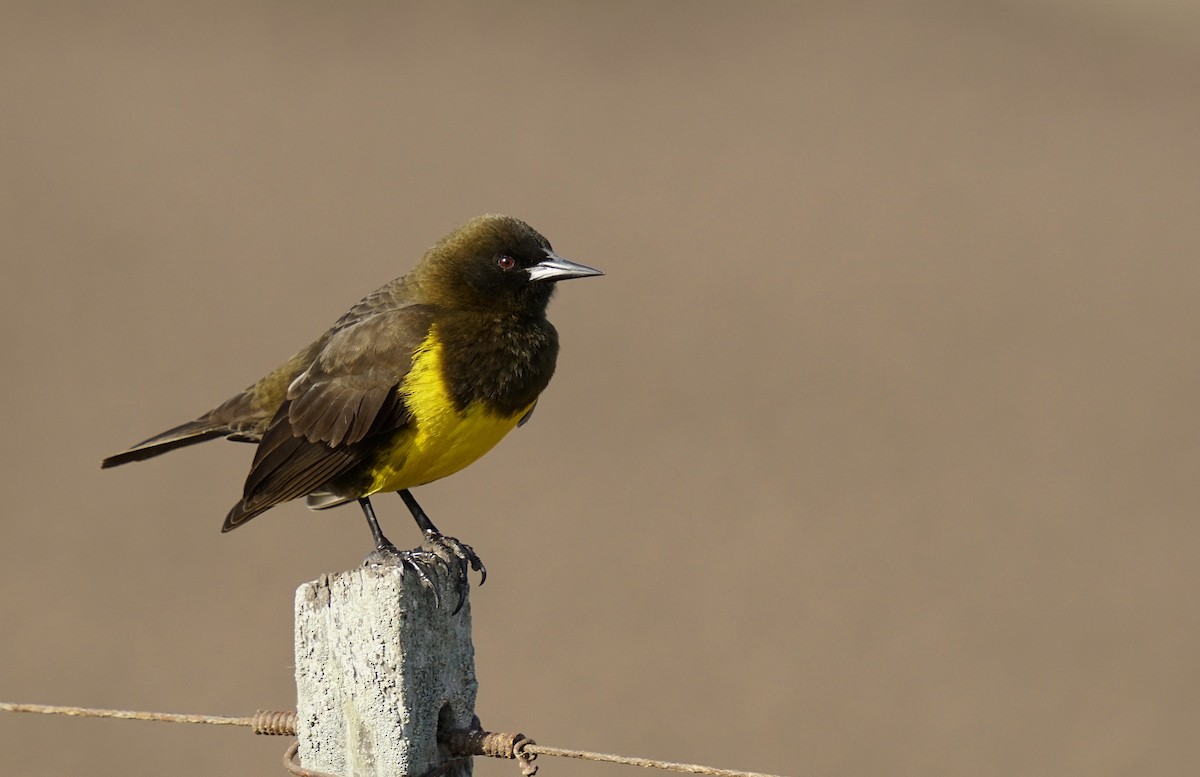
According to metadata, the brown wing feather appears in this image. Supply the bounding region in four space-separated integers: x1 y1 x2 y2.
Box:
222 305 433 531
285 305 434 446
223 425 362 532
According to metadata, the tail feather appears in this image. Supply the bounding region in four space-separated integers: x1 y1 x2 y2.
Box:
306 491 354 511
222 499 273 533
223 501 258 529
101 420 230 469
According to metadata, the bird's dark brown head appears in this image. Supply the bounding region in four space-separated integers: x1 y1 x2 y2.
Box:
417 214 603 314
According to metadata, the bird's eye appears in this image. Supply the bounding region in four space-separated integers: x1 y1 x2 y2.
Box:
496 255 516 271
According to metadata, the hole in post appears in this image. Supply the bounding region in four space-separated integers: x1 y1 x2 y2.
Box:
436 702 455 744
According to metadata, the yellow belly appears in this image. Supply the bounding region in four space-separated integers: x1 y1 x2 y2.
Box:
365 331 531 494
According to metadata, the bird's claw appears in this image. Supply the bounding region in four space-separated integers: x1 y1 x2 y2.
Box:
420 531 486 615
363 542 443 609
363 535 483 614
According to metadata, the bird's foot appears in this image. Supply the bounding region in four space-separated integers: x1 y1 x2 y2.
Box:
363 542 443 609
420 531 486 615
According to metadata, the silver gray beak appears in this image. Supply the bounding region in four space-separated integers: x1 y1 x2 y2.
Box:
527 250 605 282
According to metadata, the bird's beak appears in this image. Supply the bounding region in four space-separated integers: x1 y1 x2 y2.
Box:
527 251 605 282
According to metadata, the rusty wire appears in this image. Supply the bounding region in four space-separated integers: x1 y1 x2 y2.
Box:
0 702 296 736
2 701 790 777
283 740 340 777
442 728 538 775
520 744 784 777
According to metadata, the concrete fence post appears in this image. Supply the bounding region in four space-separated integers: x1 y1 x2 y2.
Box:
294 562 477 777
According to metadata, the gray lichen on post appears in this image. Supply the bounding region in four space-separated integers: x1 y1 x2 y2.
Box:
295 561 477 777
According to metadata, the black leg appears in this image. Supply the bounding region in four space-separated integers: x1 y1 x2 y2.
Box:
359 497 395 551
396 490 487 614
398 489 441 535
360 496 441 606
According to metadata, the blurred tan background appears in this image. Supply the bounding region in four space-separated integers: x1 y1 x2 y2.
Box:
3 2 1199 775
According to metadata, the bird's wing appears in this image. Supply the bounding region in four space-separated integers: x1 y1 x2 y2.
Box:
228 303 435 524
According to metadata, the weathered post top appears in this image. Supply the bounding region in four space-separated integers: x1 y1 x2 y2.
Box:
294 562 477 777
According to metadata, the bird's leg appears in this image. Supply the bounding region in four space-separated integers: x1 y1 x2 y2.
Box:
398 488 442 534
360 496 439 605
398 490 485 581
359 496 395 551
398 490 486 613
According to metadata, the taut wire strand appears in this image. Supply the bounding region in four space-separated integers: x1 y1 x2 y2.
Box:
0 702 253 728
522 743 784 777
0 702 297 736
1 701 790 777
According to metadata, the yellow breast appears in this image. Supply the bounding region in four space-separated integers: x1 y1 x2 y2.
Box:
365 331 531 495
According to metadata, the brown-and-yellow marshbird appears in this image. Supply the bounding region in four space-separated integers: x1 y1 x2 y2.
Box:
103 215 602 607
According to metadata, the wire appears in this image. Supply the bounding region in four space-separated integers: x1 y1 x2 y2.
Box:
1 701 790 777
523 744 784 777
0 702 297 735
0 702 253 728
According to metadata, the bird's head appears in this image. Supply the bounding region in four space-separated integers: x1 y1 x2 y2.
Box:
420 214 603 314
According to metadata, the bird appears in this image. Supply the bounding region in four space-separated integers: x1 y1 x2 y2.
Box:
102 214 602 605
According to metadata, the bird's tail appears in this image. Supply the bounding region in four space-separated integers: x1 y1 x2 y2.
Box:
100 419 232 469
221 499 273 533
